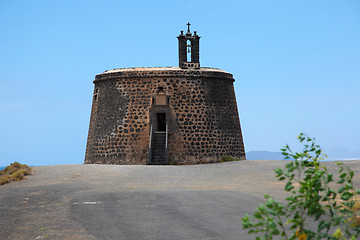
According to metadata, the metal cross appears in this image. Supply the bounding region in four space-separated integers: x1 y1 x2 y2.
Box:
187 22 191 32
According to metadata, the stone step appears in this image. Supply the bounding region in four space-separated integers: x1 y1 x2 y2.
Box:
153 148 165 151
153 151 165 154
148 161 168 165
150 132 168 165
153 150 165 152
153 142 166 147
151 153 165 156
153 147 165 151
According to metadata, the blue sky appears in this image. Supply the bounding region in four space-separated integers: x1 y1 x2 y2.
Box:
1 0 359 166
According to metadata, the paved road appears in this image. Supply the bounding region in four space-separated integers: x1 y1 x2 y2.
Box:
1 160 360 240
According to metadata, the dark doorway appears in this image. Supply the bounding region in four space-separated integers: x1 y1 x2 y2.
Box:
156 113 166 131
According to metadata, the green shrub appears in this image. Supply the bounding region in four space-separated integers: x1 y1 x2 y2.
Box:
3 165 18 174
10 170 25 181
242 133 360 240
2 162 30 174
17 168 31 176
0 176 10 185
220 155 241 162
0 162 32 185
10 161 23 169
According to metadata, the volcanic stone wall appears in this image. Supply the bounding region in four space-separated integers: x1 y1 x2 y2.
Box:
85 67 245 165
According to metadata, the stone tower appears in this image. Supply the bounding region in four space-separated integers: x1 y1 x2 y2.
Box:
85 24 246 165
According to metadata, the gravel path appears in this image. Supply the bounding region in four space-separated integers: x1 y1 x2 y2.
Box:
1 160 360 240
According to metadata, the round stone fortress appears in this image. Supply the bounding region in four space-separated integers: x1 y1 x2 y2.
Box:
85 24 246 165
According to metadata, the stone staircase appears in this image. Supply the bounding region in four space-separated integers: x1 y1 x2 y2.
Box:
149 132 168 165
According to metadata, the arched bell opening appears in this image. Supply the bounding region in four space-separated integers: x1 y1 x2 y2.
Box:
187 39 192 62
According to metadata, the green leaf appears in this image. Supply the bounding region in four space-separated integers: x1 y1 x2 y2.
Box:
284 182 294 192
338 186 345 193
345 183 353 190
341 192 353 201
254 212 262 219
326 173 333 183
337 178 345 184
285 162 294 168
271 228 280 235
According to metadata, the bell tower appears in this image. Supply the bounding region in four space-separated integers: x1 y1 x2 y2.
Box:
177 22 200 69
